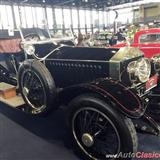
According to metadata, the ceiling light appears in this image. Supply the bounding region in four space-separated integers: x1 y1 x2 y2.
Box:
107 1 112 5
21 0 28 3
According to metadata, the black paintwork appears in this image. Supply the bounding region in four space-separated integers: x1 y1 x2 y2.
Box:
47 46 118 61
42 46 144 117
45 47 118 87
0 35 154 118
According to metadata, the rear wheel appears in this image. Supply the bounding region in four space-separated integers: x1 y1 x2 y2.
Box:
67 94 138 160
18 59 56 115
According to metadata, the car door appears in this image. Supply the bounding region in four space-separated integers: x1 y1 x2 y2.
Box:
139 43 160 58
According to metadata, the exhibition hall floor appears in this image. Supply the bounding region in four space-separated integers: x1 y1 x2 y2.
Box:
0 103 159 160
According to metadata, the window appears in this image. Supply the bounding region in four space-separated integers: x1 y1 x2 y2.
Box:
55 8 63 29
72 9 78 28
63 9 71 28
35 7 45 28
79 9 85 28
20 6 27 28
99 11 103 29
46 7 53 29
31 7 38 27
86 10 91 28
0 5 14 29
24 6 34 28
92 10 98 28
139 33 160 44
13 6 21 28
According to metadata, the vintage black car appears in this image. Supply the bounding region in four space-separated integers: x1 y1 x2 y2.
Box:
0 28 160 160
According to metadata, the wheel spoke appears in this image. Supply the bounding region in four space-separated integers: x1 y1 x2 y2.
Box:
28 73 35 89
23 72 32 88
73 108 121 159
77 110 85 134
85 111 96 132
21 70 46 112
30 75 38 88
93 120 109 137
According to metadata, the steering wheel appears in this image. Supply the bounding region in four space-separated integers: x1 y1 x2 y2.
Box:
24 33 40 41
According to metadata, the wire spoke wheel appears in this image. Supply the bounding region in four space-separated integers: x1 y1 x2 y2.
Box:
21 69 47 114
72 107 121 159
18 60 56 115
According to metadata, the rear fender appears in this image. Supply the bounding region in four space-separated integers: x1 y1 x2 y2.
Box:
60 78 144 118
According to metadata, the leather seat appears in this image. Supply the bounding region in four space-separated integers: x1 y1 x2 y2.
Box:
0 39 21 53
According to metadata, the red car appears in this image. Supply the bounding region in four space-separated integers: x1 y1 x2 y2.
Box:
113 28 160 58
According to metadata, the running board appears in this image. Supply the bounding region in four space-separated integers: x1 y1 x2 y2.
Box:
0 95 25 108
0 82 25 107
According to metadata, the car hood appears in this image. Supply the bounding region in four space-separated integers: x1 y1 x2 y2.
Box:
48 46 143 62
48 46 119 61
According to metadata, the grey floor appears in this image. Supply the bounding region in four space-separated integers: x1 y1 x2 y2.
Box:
0 103 159 160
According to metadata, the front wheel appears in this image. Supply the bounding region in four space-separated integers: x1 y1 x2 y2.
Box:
18 59 56 115
67 94 138 160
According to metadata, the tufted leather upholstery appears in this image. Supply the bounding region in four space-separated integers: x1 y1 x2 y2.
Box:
0 39 21 53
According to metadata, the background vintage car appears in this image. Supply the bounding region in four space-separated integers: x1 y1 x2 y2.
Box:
89 32 112 47
112 28 160 58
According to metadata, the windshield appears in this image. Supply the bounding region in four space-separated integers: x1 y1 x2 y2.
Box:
19 27 73 41
110 46 143 61
19 27 74 45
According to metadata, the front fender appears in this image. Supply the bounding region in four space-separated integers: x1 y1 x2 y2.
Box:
60 78 144 118
89 78 144 118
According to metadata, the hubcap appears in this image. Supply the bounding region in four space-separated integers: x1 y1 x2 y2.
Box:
82 133 94 147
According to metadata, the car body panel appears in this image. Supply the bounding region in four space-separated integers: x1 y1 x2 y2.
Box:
44 46 143 88
45 47 118 87
59 78 144 118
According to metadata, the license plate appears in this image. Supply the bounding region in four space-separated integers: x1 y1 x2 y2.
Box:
146 74 158 91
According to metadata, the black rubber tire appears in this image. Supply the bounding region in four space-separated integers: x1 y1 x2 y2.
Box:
18 59 57 115
67 94 138 160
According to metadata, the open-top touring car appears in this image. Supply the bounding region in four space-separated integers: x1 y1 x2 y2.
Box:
0 28 160 160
